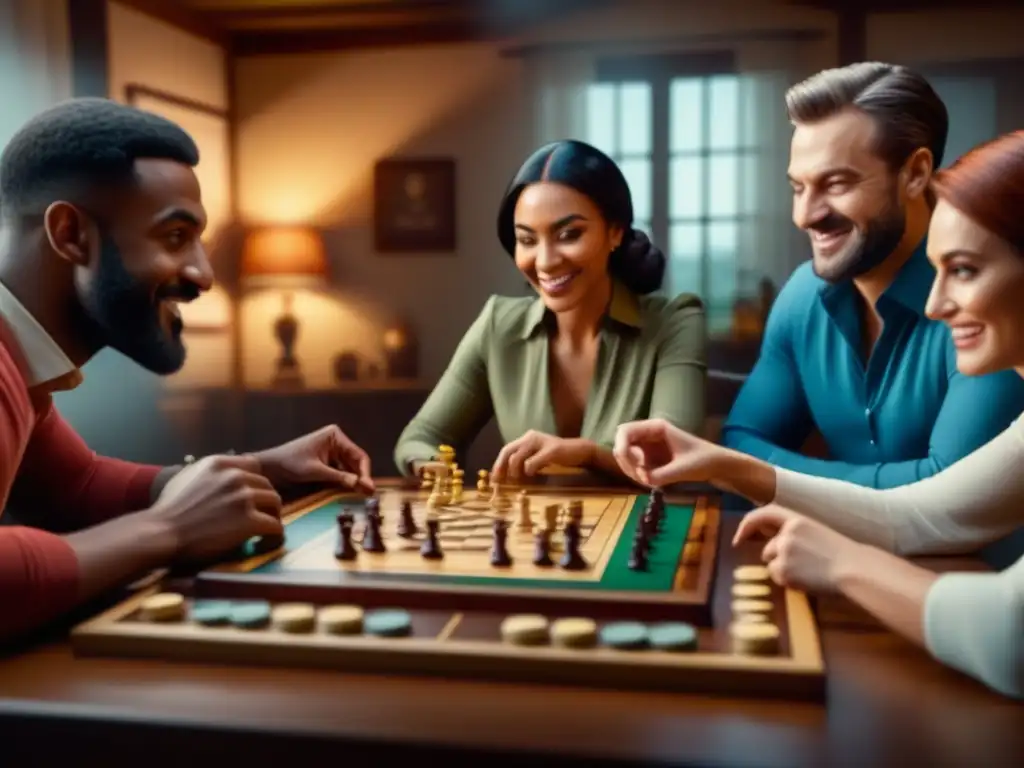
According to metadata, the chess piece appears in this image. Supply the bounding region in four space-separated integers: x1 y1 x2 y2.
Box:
451 468 464 504
627 537 647 570
559 522 587 570
477 469 490 496
516 490 531 529
361 507 386 553
420 468 434 490
397 499 417 538
420 513 443 559
532 525 553 567
490 516 512 567
334 512 357 560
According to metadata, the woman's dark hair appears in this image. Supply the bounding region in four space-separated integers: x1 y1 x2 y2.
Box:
497 140 665 294
930 130 1024 253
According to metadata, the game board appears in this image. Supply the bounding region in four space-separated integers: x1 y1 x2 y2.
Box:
71 477 828 701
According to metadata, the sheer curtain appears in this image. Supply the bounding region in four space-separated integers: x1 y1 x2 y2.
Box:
0 0 71 147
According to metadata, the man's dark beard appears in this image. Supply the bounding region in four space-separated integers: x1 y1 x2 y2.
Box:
811 194 906 284
75 232 194 375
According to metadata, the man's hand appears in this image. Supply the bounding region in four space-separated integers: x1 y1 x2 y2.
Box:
255 424 374 493
148 454 283 562
732 504 862 594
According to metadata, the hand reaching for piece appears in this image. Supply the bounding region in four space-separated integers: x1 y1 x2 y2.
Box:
149 453 283 562
732 504 861 594
612 418 724 487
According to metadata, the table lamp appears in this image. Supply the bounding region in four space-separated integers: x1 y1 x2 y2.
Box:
240 226 328 388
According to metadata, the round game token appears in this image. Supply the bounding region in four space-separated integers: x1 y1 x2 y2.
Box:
500 614 549 646
190 600 232 626
550 617 598 649
364 608 413 638
139 592 186 622
730 621 780 656
230 600 272 630
733 565 770 582
599 621 649 651
734 612 768 624
648 622 698 652
732 583 771 598
272 603 316 633
318 605 365 635
731 598 774 615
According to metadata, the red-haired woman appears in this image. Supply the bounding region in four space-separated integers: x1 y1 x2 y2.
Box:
613 131 1024 699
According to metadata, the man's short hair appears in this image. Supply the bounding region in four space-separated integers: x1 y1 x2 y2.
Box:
0 97 199 217
785 62 948 171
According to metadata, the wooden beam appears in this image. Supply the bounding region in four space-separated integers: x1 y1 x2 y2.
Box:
231 21 487 56
111 0 229 46
68 0 109 97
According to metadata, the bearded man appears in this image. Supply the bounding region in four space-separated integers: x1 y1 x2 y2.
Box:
720 62 1024 488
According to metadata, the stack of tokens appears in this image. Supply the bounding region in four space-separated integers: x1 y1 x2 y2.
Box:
271 603 316 633
729 565 780 652
318 605 365 635
138 592 186 622
500 614 549 646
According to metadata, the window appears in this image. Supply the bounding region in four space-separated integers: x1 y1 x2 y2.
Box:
586 57 754 335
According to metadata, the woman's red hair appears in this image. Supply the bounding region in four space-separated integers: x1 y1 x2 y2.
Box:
931 130 1024 252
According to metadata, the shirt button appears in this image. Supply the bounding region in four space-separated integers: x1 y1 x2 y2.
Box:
864 408 871 416
870 439 875 445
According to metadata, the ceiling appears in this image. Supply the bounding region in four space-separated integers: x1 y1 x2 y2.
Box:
119 0 618 55
118 0 1021 56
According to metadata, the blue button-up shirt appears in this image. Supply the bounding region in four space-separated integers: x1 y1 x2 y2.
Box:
722 243 1024 488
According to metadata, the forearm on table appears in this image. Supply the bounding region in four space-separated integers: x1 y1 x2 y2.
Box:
65 509 177 602
710 450 777 506
833 543 938 648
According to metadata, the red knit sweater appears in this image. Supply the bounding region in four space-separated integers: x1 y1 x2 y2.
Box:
0 335 161 640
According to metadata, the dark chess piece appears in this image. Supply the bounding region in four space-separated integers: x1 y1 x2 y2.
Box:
361 508 386 553
559 522 587 571
364 496 381 517
334 512 357 561
532 526 553 567
627 537 647 571
490 518 512 567
420 515 443 559
633 523 649 557
397 500 417 538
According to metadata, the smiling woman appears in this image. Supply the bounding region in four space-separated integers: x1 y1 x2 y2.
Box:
394 140 708 481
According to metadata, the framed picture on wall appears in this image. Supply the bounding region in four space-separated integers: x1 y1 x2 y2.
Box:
374 157 456 253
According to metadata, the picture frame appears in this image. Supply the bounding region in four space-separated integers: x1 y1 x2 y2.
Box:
373 157 456 253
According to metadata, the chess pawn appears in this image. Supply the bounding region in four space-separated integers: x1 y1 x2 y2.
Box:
477 469 489 495
516 490 531 529
421 512 443 560
532 524 553 567
489 514 512 567
450 468 464 504
436 475 451 506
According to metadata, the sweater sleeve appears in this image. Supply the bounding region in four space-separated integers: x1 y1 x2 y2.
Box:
0 527 80 640
16 403 162 529
770 416 1024 556
923 554 1024 699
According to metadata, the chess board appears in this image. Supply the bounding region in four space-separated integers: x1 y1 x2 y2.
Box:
71 481 827 701
192 481 716 623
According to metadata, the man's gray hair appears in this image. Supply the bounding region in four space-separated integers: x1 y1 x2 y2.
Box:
785 62 948 171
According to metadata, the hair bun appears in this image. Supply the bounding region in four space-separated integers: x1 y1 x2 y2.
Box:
611 228 665 294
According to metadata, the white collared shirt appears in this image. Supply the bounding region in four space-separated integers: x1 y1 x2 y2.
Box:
0 279 81 391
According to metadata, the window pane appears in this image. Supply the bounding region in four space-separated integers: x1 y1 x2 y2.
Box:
708 221 738 331
709 75 739 150
670 156 703 219
620 158 652 222
618 82 652 155
708 153 739 218
586 83 616 155
670 78 703 152
670 222 702 296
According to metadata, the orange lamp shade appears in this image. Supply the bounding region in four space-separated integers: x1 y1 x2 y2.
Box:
241 227 327 278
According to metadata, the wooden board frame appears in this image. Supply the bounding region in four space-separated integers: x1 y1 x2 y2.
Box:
71 579 825 701
193 482 721 625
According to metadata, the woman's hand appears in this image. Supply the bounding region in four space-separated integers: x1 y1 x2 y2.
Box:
733 504 862 593
612 418 727 486
491 431 593 482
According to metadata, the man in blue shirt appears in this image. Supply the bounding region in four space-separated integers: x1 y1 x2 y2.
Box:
722 62 1024 489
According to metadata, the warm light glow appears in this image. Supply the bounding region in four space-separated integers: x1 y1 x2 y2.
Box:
241 226 327 278
240 289 388 389
382 327 406 350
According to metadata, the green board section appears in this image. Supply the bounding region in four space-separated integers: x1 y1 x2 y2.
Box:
252 495 692 593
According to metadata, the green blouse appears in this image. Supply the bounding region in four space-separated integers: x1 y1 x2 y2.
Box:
393 282 707 474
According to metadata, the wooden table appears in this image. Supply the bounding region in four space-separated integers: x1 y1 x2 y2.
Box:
1 499 1021 767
